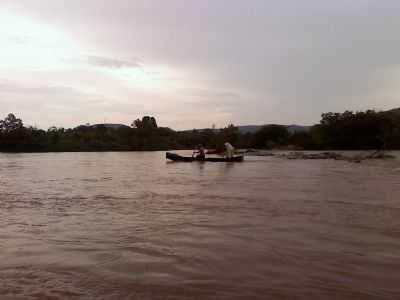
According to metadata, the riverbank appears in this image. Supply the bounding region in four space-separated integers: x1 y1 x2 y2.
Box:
243 149 397 162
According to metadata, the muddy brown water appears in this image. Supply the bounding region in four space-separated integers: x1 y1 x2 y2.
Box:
1 151 400 299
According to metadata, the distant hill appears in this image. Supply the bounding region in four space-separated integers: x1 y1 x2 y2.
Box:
236 125 261 134
237 124 310 134
182 124 311 134
386 108 400 116
77 123 131 130
286 125 311 134
181 124 310 134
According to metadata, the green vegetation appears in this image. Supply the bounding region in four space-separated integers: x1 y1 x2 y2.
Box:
304 109 400 150
0 109 400 152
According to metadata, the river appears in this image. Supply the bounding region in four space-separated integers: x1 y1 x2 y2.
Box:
1 151 400 299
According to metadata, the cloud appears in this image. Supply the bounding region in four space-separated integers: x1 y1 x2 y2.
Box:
0 81 82 97
86 55 141 69
179 87 240 100
7 35 29 44
1 0 400 129
0 80 113 128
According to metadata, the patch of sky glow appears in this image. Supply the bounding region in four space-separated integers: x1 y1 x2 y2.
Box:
0 8 200 129
0 10 79 71
0 9 185 95
101 64 183 91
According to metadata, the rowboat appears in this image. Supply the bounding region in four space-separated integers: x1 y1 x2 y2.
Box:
166 152 244 162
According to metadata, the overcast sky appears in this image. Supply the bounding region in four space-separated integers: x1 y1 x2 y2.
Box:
1 0 399 129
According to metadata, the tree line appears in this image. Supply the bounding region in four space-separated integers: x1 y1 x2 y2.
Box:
0 108 399 152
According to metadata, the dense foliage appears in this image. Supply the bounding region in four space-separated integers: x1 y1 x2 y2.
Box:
0 109 400 152
301 109 400 150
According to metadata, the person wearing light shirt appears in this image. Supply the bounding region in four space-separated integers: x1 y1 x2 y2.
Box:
224 142 235 158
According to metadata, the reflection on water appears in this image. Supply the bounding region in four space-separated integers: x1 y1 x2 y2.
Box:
0 151 400 299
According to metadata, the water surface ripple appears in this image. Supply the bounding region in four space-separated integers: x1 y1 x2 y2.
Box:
1 151 400 299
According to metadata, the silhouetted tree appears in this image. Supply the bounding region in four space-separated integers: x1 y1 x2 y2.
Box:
317 110 386 149
1 111 400 152
251 125 289 149
132 116 158 129
0 113 23 132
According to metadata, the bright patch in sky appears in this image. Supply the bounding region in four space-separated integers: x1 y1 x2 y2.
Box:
0 10 175 91
0 8 188 128
101 64 179 91
0 11 78 70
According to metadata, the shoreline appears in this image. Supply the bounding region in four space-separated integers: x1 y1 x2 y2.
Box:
244 149 396 162
1 149 397 161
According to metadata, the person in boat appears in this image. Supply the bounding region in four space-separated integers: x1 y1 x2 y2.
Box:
193 144 206 160
224 142 235 158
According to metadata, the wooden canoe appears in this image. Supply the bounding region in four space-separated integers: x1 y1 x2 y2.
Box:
166 152 244 162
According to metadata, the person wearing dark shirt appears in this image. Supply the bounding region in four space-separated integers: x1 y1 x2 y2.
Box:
194 144 206 160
